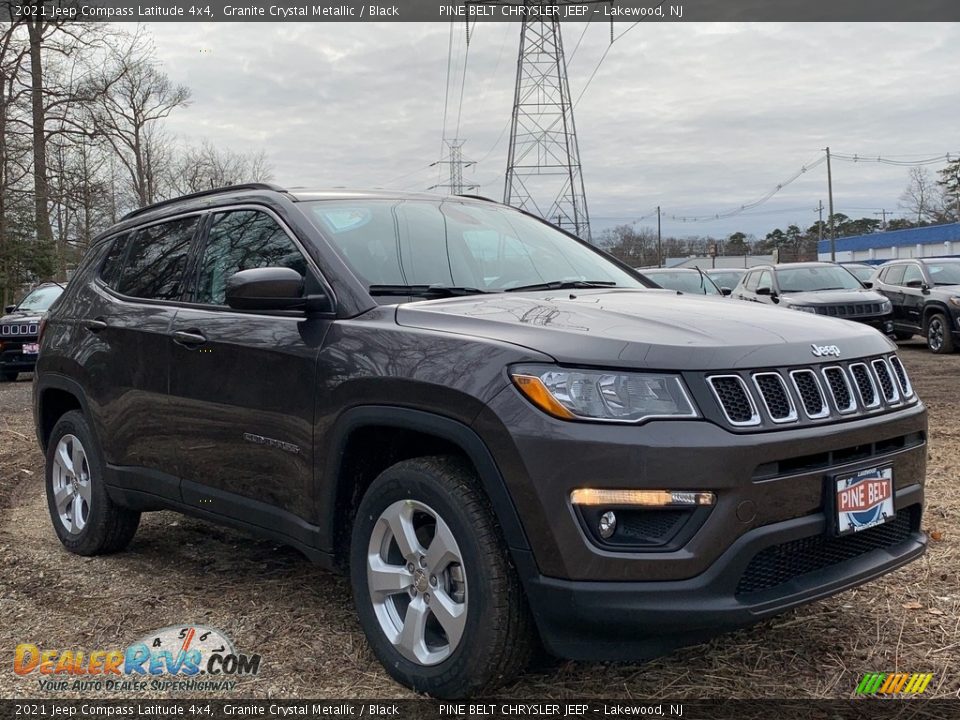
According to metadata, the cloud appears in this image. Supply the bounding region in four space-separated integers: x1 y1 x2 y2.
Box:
147 21 960 238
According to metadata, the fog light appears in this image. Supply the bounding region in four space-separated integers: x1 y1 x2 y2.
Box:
598 511 617 539
570 489 715 507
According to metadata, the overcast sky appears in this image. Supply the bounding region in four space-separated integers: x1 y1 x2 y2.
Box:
147 22 960 239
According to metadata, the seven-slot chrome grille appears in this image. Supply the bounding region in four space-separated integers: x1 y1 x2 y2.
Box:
705 354 915 430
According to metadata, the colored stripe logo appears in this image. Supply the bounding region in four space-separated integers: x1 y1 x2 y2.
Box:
856 672 933 695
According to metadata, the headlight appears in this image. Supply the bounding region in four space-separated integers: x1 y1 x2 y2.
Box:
510 365 699 423
949 297 960 308
788 304 818 313
880 299 893 313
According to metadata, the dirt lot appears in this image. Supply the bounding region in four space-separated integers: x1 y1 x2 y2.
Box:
0 341 957 700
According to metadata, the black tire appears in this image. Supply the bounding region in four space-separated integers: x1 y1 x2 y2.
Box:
1 371 18 382
350 455 535 698
926 313 955 354
893 331 914 341
45 410 140 555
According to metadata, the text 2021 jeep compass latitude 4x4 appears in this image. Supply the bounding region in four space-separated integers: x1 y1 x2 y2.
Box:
34 184 927 697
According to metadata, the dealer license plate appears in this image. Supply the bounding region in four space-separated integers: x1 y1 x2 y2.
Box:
22 342 39 355
834 466 895 536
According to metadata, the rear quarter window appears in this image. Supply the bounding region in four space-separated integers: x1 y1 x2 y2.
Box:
98 233 130 288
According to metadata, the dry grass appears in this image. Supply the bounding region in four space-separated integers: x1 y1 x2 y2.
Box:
0 341 957 699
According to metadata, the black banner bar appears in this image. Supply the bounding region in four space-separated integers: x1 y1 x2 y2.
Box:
2 700 960 720
2 0 960 22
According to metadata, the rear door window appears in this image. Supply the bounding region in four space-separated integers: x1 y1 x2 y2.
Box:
116 217 200 301
756 271 773 292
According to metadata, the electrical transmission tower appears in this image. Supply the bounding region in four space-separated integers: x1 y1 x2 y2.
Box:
504 14 592 241
430 139 479 195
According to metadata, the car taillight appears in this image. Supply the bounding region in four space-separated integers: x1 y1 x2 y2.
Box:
38 317 47 343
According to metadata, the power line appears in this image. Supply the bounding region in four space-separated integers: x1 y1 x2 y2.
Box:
666 154 827 223
831 152 958 166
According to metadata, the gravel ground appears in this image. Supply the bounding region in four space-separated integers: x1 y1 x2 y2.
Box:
0 341 957 700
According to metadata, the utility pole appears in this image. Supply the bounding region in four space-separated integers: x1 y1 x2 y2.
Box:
817 200 824 243
504 9 592 242
826 147 836 261
873 209 889 228
429 139 479 195
657 206 662 268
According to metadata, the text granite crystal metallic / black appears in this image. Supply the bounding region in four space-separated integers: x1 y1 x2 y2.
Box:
32 184 927 698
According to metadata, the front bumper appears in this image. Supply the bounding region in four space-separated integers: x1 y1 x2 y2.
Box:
0 345 38 372
517 484 925 660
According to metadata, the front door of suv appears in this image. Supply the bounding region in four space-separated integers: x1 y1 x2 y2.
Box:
900 263 927 331
168 208 332 539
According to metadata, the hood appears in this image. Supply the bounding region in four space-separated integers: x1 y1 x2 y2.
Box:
0 309 44 324
395 289 895 370
930 284 960 297
778 288 888 305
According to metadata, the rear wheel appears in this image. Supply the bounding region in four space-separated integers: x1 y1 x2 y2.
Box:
1 371 17 382
350 455 534 697
45 410 141 555
926 313 955 354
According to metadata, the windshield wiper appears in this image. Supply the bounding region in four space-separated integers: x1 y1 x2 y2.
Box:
368 284 490 299
504 280 618 293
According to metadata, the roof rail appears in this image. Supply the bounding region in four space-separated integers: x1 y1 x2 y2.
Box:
455 193 499 203
121 183 287 221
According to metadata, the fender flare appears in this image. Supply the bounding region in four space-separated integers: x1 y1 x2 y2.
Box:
34 372 93 450
319 405 531 554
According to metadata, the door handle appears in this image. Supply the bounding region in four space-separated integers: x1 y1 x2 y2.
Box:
84 319 108 333
172 330 207 347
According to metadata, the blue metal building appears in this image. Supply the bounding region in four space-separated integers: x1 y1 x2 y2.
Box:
817 223 960 264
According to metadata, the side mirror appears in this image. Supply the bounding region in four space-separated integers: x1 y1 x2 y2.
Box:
905 279 924 289
756 286 772 296
862 281 873 289
720 287 732 296
225 267 331 313
922 283 931 294
3 305 14 314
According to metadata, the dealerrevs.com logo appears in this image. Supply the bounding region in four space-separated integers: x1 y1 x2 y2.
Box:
14 625 261 692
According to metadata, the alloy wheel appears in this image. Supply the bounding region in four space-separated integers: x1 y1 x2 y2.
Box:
929 318 944 352
366 499 467 666
51 434 91 534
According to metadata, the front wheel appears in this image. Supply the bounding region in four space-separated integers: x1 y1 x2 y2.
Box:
926 313 955 354
45 410 141 555
350 456 534 697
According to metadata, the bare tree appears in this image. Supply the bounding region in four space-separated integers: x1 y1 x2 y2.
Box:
92 31 190 207
899 166 939 224
169 140 273 196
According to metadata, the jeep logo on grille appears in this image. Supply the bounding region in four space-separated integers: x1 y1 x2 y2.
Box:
811 343 841 358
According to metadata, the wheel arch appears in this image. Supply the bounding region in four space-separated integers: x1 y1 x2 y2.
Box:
320 406 531 568
922 301 952 326
36 374 91 451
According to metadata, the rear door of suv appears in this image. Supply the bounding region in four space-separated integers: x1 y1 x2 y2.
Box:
167 207 333 540
83 215 201 494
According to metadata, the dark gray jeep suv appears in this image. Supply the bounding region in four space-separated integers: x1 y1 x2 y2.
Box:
34 185 927 697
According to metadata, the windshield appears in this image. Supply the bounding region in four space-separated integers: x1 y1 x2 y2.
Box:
706 271 743 289
926 261 960 286
775 266 863 293
845 266 874 282
302 199 645 293
645 271 720 295
14 285 62 312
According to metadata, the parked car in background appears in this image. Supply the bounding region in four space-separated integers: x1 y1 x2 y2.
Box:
868 258 960 353
733 262 894 335
0 282 64 381
704 268 746 294
842 263 876 285
639 267 726 296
